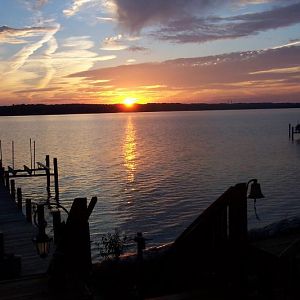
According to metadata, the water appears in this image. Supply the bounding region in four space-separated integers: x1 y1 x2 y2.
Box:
1 109 300 258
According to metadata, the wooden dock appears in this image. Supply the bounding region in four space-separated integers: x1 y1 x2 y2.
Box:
0 182 50 277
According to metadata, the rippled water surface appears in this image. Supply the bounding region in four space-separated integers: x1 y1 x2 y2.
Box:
1 109 300 257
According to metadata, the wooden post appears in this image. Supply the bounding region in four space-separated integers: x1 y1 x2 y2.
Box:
5 171 10 192
17 188 22 210
52 210 61 244
0 232 4 260
37 204 45 230
10 180 16 201
289 124 291 139
292 126 294 141
53 158 59 202
46 155 50 197
228 183 248 243
0 167 4 185
25 199 32 223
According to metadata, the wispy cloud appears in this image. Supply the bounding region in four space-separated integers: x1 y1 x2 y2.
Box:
0 25 56 44
5 25 60 74
63 0 96 17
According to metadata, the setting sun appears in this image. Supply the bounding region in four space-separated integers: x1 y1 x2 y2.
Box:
123 97 137 107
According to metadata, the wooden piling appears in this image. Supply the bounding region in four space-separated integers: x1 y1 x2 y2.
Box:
25 199 32 223
0 167 4 185
10 180 16 201
292 126 294 141
289 123 291 139
17 188 22 210
37 204 45 229
46 155 50 196
0 232 4 260
52 210 61 244
53 158 59 202
5 171 10 192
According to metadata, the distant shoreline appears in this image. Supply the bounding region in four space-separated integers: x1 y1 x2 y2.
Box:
0 102 300 116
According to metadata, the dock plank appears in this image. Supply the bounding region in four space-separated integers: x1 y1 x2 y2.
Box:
0 183 50 277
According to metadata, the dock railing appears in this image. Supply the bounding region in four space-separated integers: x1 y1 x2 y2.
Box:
174 183 248 252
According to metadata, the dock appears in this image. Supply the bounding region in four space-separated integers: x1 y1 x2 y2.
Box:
0 182 50 276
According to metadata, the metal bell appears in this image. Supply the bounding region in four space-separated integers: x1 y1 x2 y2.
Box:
248 180 264 199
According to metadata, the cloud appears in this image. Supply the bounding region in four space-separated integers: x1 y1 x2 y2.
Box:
0 25 56 44
127 46 148 52
111 0 217 33
5 25 60 74
23 0 49 11
100 34 128 50
109 1 300 44
63 36 95 50
96 16 115 22
151 3 300 43
69 44 300 102
63 0 96 17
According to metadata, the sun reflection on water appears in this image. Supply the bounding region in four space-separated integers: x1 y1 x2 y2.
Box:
123 117 137 186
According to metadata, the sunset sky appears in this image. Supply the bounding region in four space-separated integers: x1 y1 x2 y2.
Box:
1 0 300 105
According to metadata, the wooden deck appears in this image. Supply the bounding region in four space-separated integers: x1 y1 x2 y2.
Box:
0 182 50 277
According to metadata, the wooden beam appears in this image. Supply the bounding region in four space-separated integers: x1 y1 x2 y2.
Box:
23 165 32 175
8 166 17 176
36 162 49 170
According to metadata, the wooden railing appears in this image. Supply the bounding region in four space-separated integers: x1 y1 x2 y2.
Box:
173 183 248 256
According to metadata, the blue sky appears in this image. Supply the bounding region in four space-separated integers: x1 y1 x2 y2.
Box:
0 0 300 104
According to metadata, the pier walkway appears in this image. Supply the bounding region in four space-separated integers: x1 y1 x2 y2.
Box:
0 182 50 277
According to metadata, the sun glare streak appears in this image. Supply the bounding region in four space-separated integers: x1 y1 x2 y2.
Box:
123 117 137 186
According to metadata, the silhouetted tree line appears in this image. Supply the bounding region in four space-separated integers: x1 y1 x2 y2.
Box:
0 102 299 116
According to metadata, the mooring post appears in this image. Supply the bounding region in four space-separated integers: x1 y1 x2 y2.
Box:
292 126 294 141
289 124 291 139
5 171 10 192
0 166 4 185
25 199 32 223
37 204 45 230
52 210 61 244
53 158 59 202
10 179 16 201
0 232 4 260
46 155 50 197
17 188 22 210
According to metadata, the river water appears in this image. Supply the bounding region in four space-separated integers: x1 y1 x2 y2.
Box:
1 109 300 257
